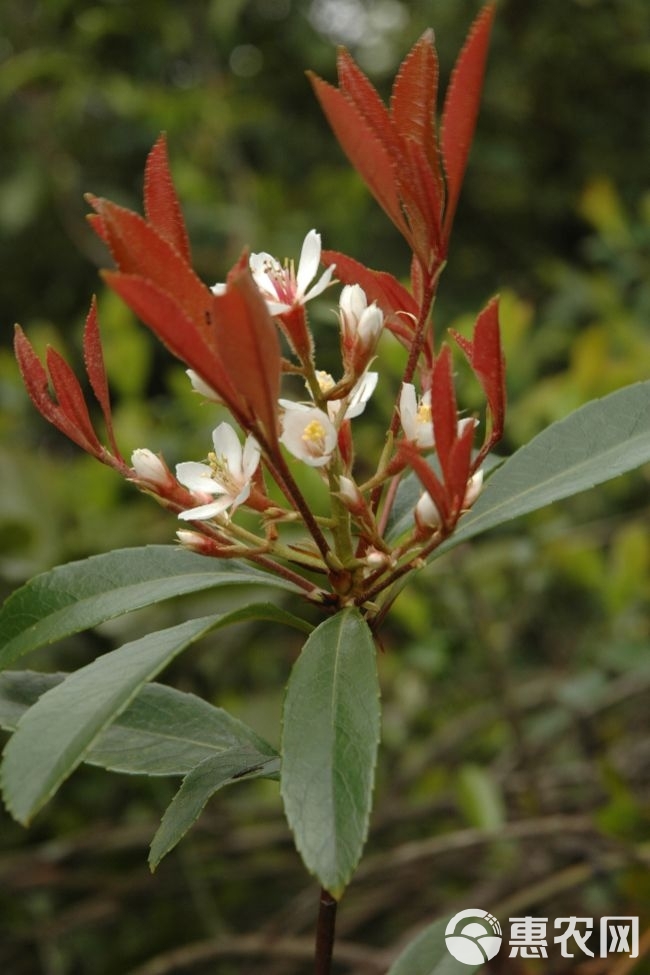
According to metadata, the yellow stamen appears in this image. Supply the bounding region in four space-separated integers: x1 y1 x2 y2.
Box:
302 420 326 453
416 402 432 424
315 370 335 393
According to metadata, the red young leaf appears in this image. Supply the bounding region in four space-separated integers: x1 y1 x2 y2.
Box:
210 254 282 444
337 50 398 161
444 419 475 514
451 295 505 442
45 347 103 454
102 271 239 417
440 3 495 243
144 135 192 264
86 206 109 245
308 72 412 244
82 298 121 457
400 442 450 525
14 327 83 444
337 43 442 265
89 199 210 336
397 138 443 260
321 250 418 320
430 344 458 480
390 30 441 182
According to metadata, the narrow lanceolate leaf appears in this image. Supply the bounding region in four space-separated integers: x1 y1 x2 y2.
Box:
45 346 102 452
452 296 505 444
82 298 121 458
390 30 440 176
0 545 302 670
102 271 239 412
281 609 380 899
441 3 495 242
1 614 228 824
387 915 485 974
437 380 650 555
309 73 410 244
143 134 192 263
0 671 279 776
91 199 209 330
149 749 280 870
14 326 98 453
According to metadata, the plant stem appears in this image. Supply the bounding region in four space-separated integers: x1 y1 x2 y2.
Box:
314 888 338 975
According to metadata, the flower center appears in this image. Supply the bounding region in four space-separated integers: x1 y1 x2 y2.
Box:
416 402 432 424
207 450 237 489
301 420 327 455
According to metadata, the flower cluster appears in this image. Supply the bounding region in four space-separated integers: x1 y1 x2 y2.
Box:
14 6 504 618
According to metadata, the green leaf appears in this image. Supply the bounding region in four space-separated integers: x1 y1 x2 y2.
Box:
280 609 380 899
1 603 288 824
149 749 280 870
440 381 650 553
0 545 303 670
0 670 275 776
387 915 488 974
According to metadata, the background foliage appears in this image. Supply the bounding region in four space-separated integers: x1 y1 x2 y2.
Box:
1 0 649 972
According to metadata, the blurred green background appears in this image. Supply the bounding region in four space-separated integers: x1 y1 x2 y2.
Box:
1 1 649 972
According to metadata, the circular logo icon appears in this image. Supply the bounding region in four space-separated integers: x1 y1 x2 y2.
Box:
445 909 503 965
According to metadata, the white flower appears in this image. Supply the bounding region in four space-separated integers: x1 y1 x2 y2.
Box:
176 422 261 521
339 285 384 364
327 371 378 421
399 383 434 448
249 229 335 315
131 449 170 487
280 403 337 467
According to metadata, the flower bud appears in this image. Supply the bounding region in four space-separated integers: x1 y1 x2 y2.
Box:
186 369 221 402
463 469 483 509
337 475 365 515
415 491 441 532
176 530 224 556
339 285 384 375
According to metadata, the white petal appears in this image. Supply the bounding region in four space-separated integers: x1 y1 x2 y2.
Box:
296 229 321 295
415 492 441 530
463 469 483 508
212 422 243 472
229 481 252 511
242 436 261 479
176 461 221 495
211 282 227 296
178 497 232 521
358 304 384 346
280 406 337 467
344 371 378 419
303 263 336 302
264 299 292 316
279 398 312 412
249 252 282 300
399 383 418 437
186 369 220 401
340 284 367 320
131 448 167 484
